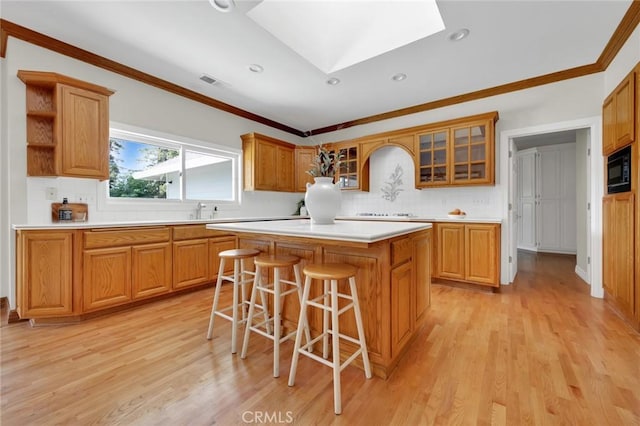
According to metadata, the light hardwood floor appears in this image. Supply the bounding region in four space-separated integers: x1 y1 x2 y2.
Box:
1 252 639 425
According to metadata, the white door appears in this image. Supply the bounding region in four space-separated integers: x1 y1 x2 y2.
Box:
560 145 577 252
517 150 537 250
537 148 561 251
536 144 577 253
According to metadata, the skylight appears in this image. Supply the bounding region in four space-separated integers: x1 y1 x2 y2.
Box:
247 0 445 74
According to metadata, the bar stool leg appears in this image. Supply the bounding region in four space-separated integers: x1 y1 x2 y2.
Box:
273 267 283 377
230 258 242 354
349 276 372 379
241 265 261 359
207 257 227 340
288 275 312 387
330 279 342 415
240 258 248 321
322 279 330 359
293 264 312 352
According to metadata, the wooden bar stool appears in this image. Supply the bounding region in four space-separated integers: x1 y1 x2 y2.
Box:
288 263 372 415
241 254 312 378
206 248 263 354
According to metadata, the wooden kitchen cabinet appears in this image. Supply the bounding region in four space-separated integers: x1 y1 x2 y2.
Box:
209 237 237 281
434 222 501 288
603 70 635 156
83 227 172 311
15 230 76 318
391 261 412 358
436 223 466 280
172 225 236 289
18 70 113 179
389 232 432 358
83 246 132 311
242 132 296 192
603 193 635 318
325 141 370 191
294 146 316 192
465 224 500 285
132 243 172 299
173 239 210 289
14 224 235 322
416 112 497 188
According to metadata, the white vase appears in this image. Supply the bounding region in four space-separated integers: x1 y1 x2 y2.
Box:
305 177 341 224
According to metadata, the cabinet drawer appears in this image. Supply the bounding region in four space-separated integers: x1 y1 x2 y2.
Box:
84 227 170 249
391 237 412 265
173 225 230 240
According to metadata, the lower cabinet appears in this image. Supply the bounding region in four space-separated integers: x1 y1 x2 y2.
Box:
172 225 237 289
132 243 173 299
83 246 132 311
15 224 235 320
16 230 76 318
173 239 210 290
433 222 501 287
83 227 172 312
603 193 635 318
390 231 432 358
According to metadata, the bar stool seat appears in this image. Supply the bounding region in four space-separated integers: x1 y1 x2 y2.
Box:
288 263 372 415
241 254 312 378
206 248 261 354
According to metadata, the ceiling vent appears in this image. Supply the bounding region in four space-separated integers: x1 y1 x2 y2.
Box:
199 74 218 85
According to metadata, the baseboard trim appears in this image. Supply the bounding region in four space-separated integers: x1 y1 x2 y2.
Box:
575 265 589 284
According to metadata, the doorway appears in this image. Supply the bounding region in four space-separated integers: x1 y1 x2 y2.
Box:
500 117 604 298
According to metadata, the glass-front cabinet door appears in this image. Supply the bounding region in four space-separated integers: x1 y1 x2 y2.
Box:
451 121 491 185
336 145 359 189
417 130 448 186
416 114 495 188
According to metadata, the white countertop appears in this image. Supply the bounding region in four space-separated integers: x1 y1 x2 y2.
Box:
207 219 432 243
336 216 502 224
11 216 301 230
12 215 500 231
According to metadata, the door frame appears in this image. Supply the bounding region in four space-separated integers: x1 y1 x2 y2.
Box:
500 116 603 298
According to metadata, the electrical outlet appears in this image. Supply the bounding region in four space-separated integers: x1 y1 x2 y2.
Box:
46 187 58 201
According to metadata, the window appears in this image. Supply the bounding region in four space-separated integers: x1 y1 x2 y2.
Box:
107 125 240 204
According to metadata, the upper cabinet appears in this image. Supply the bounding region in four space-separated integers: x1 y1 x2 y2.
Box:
416 112 497 188
603 69 636 156
294 146 316 192
241 132 296 192
18 70 114 180
241 111 498 193
329 141 370 191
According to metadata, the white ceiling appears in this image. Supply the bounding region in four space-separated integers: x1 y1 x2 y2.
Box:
1 0 632 134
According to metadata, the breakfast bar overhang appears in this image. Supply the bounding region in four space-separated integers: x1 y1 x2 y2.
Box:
207 219 433 379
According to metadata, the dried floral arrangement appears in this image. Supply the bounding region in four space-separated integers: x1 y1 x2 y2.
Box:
307 146 342 178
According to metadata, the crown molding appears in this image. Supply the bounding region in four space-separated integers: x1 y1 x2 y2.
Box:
2 1 638 138
0 19 306 138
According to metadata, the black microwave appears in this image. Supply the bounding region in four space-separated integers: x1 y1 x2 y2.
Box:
607 146 631 194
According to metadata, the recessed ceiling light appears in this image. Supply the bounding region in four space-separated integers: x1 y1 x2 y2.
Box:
248 64 264 73
392 73 407 82
209 0 235 13
326 77 341 86
449 28 470 42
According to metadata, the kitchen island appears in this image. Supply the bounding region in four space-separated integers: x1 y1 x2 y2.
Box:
206 219 432 379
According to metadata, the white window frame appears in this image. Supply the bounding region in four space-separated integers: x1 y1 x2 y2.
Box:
97 122 242 212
